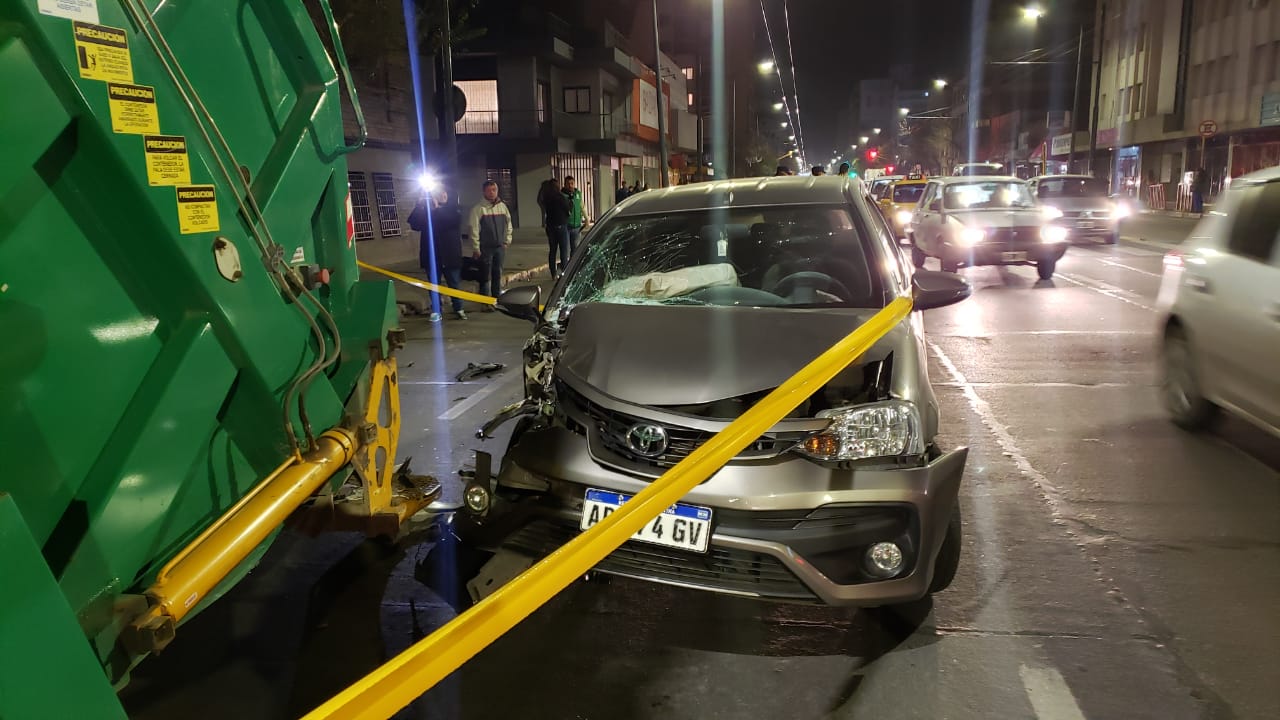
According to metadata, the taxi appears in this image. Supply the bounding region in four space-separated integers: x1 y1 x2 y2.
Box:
878 172 929 240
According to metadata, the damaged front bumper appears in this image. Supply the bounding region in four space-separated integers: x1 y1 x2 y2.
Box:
459 423 967 606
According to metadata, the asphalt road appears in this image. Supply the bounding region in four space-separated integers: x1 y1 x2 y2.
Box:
123 219 1279 720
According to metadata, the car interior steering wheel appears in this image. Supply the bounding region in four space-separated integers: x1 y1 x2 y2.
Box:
768 271 852 304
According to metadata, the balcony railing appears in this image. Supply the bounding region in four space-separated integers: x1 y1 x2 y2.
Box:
457 111 499 135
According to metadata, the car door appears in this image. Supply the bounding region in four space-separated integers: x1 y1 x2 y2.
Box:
1196 180 1280 427
913 182 940 252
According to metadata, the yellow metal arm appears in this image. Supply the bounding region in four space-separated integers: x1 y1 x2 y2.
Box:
303 296 913 720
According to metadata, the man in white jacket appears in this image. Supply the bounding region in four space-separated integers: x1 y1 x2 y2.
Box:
467 180 514 301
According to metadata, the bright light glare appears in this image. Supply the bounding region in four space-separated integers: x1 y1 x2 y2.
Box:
1023 6 1044 20
1113 201 1132 219
758 60 775 73
418 172 439 192
1041 205 1064 220
959 227 985 246
773 102 784 111
860 135 870 144
1041 225 1069 243
781 121 789 127
873 128 882 134
899 107 910 116
896 210 913 225
934 78 948 89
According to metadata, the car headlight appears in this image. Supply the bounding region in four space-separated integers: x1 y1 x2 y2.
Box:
1041 206 1064 220
958 227 985 246
797 400 924 461
896 210 913 225
1113 201 1132 219
1040 224 1069 243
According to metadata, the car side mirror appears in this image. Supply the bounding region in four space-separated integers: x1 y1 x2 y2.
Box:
928 199 943 212
912 270 971 310
495 285 542 323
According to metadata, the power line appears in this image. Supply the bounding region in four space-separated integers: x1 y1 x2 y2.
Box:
780 0 807 162
758 0 800 162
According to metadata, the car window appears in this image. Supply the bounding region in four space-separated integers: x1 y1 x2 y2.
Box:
943 181 1035 210
1226 181 1280 263
1036 177 1108 198
893 184 926 203
552 205 888 312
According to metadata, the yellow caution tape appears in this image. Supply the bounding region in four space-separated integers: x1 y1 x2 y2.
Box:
358 260 498 306
301 295 913 720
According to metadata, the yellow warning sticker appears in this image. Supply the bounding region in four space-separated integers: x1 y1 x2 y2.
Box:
143 134 191 186
107 82 159 134
176 185 219 234
73 21 131 83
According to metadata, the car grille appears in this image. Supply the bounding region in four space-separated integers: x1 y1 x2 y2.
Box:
1061 209 1112 220
557 380 795 470
982 226 1043 249
503 518 819 601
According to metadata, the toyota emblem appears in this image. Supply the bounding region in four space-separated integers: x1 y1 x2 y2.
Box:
626 424 669 458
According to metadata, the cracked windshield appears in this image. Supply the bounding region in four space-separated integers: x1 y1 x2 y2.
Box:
13 0 1274 718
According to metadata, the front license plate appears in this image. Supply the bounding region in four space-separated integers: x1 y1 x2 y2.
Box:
1001 251 1028 261
580 488 713 553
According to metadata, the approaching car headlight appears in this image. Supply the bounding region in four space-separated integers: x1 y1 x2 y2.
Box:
958 226 985 246
896 210 913 225
1042 206 1064 220
797 400 924 462
1040 224 1069 243
1113 201 1132 219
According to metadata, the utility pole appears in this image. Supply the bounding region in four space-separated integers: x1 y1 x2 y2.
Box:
652 0 669 187
1087 2 1105 176
438 0 458 192
1067 25 1083 171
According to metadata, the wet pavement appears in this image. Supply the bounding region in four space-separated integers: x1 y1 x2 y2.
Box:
123 216 1280 720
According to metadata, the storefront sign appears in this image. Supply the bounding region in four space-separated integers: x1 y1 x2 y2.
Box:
1261 92 1280 127
1050 133 1073 156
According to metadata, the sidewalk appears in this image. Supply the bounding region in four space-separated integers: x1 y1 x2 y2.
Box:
356 228 551 313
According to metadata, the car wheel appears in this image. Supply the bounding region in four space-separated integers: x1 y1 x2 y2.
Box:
1161 324 1218 431
1037 259 1056 280
928 504 962 594
910 240 927 269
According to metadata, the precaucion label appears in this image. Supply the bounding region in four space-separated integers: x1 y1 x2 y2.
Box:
107 82 159 134
39 0 98 23
176 185 219 234
143 135 190 185
73 21 131 83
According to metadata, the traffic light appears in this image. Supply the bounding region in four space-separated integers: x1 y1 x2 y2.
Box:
866 148 879 162
886 164 896 174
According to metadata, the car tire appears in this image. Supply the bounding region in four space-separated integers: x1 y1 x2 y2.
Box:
910 240 927 269
1161 324 1218 431
928 504 962 594
1037 259 1056 280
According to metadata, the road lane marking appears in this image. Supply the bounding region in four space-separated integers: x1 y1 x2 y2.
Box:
1056 272 1156 312
1097 258 1163 278
437 372 519 420
1020 665 1088 720
1111 245 1163 257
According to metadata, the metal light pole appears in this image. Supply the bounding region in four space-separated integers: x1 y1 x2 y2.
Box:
1067 25 1083 171
1088 2 1106 175
436 0 459 192
652 0 669 187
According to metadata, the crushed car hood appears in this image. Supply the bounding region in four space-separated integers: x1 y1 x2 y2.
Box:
557 302 901 406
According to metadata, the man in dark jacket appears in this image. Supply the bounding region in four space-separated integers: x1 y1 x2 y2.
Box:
540 177 571 278
408 188 466 321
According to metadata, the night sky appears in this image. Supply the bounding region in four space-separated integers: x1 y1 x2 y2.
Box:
778 0 1083 161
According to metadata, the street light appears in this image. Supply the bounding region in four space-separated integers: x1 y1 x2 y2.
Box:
758 59 775 74
934 78 948 89
860 135 869 144
873 127 881 134
1022 5 1044 21
772 102 784 111
781 121 788 127
899 107 910 116
788 134 795 140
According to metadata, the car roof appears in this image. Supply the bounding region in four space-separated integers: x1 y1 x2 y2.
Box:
611 176 860 216
929 175 1026 184
1031 174 1099 181
1232 165 1280 184
891 177 928 185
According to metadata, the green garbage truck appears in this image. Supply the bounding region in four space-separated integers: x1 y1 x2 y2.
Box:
0 1 431 716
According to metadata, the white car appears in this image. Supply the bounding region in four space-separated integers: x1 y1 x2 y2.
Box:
1157 167 1280 436
908 176 1069 279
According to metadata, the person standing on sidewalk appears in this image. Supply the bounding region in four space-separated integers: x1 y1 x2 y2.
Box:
424 188 466 321
539 177 571 278
468 180 513 307
563 175 588 257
